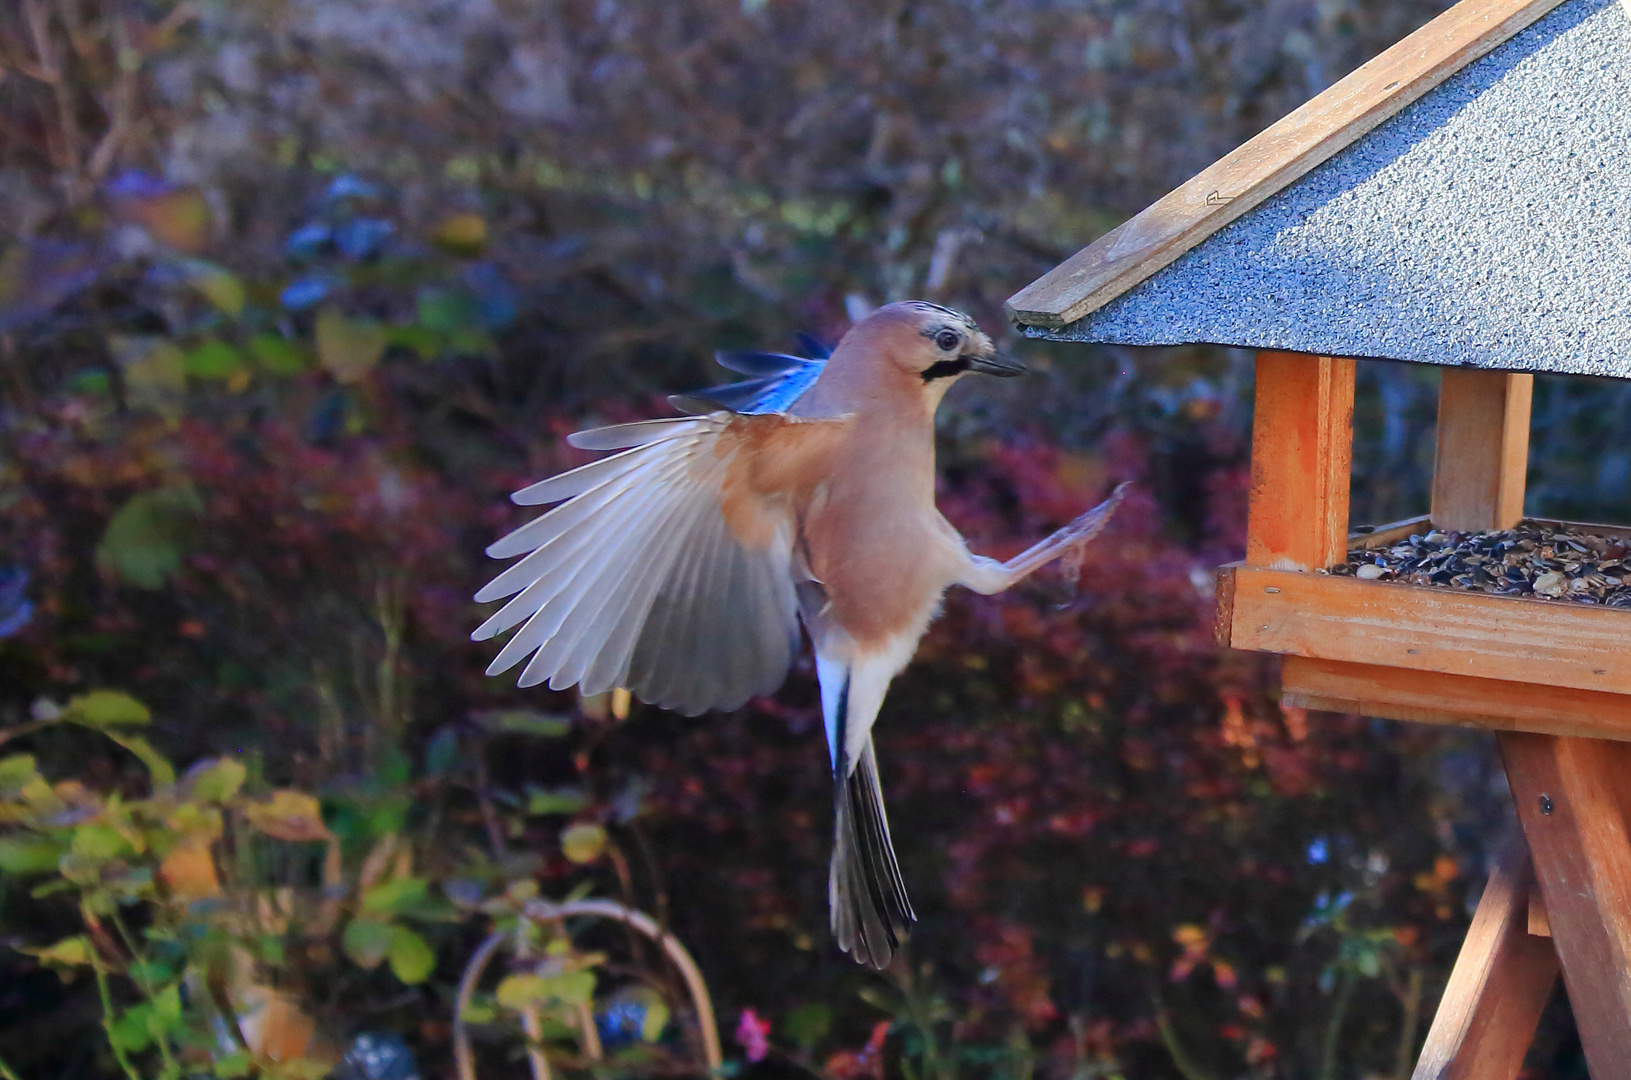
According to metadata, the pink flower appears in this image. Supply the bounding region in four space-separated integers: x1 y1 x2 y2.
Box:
735 1008 771 1063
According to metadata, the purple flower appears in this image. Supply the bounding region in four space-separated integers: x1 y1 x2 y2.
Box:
735 1009 771 1063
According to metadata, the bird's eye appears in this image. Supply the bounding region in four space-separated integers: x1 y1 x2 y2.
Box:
935 329 961 351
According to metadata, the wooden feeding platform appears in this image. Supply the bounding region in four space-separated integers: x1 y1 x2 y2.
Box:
1009 0 1631 1074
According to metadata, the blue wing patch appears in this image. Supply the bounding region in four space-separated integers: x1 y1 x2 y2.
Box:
670 336 830 416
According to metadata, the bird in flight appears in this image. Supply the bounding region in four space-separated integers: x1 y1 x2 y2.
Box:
474 301 1126 967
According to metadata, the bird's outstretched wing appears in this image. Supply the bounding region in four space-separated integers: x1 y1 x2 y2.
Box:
669 335 830 416
473 412 841 716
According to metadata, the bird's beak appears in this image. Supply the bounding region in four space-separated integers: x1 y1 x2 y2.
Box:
965 353 1027 378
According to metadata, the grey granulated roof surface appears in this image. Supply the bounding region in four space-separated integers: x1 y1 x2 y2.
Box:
1035 0 1631 377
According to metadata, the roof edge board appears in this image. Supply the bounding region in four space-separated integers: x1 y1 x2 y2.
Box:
1005 0 1568 330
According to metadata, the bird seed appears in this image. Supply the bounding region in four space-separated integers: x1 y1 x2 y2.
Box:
1334 523 1631 607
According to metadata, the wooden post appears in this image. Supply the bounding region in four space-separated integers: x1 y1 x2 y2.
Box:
1246 351 1355 570
1411 839 1558 1080
1500 733 1631 1076
1430 369 1532 533
1405 364 1555 1076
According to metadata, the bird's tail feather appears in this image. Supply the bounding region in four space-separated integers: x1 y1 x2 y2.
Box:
830 738 915 969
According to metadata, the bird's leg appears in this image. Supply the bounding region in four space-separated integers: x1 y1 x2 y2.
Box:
959 482 1129 595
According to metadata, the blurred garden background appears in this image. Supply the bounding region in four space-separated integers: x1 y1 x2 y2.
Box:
5 0 1631 1077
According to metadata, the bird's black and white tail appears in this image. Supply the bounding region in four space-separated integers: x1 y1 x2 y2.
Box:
830 737 915 968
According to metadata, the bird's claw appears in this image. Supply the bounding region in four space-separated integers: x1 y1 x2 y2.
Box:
1064 481 1130 542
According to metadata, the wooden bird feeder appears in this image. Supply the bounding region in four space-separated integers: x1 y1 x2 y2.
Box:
1010 0 1631 1073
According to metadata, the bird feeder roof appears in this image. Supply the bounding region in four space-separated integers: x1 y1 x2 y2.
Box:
1008 0 1631 377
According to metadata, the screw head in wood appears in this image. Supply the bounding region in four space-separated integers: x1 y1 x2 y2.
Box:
1539 794 1554 815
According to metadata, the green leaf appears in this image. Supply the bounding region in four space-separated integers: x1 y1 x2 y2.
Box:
785 1002 833 1049
0 753 40 797
96 487 203 589
71 823 133 861
315 307 386 383
458 999 497 1024
378 744 412 788
431 212 487 255
342 918 394 969
560 822 606 864
495 974 548 1010
386 925 435 984
184 340 244 380
248 333 308 375
361 876 429 916
72 370 111 395
542 969 596 1007
0 837 65 874
163 801 223 840
214 1051 253 1078
384 324 441 360
23 935 95 972
109 1003 155 1053
244 790 330 841
415 289 483 336
186 758 246 803
128 958 176 985
102 732 176 788
110 336 187 418
526 787 587 816
66 690 151 728
640 997 670 1042
153 983 183 1028
187 264 246 316
490 711 571 738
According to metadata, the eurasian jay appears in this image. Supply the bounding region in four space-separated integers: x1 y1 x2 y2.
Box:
473 301 1125 968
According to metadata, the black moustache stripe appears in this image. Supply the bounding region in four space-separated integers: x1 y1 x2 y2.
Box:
921 358 970 382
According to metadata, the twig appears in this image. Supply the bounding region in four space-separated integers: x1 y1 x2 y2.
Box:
84 18 136 183
519 1004 553 1080
374 575 407 740
93 962 144 1080
0 718 55 748
453 931 506 1080
110 911 180 1075
1152 1001 1216 1080
605 839 649 971
630 820 687 1038
151 1 199 42
515 922 553 1080
23 0 83 185
1317 969 1358 1080
473 746 508 859
1391 967 1425 1080
575 1002 603 1062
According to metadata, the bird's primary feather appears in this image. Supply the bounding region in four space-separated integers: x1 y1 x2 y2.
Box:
474 411 846 715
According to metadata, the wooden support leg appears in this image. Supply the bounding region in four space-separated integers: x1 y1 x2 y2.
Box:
1411 839 1559 1080
1500 732 1631 1077
1430 369 1532 533
1246 351 1355 571
1403 366 1557 1075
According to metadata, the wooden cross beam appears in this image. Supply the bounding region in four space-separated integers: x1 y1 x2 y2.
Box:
1409 837 1558 1078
